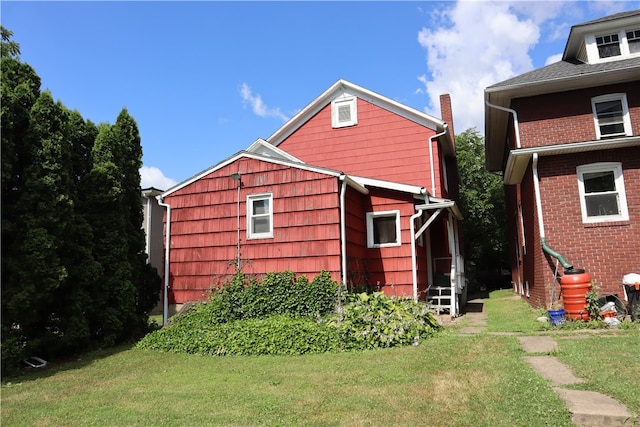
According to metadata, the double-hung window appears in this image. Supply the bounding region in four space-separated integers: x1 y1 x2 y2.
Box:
247 193 273 239
591 94 631 139
366 210 401 248
596 33 621 58
577 163 629 223
627 29 640 54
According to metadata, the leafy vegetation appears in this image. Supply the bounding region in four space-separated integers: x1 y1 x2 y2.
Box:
137 271 442 355
456 129 509 289
1 27 160 375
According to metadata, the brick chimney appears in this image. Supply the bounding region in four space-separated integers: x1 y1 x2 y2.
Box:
439 94 455 147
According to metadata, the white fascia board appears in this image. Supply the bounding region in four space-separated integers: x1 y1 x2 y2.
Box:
349 175 426 196
504 136 640 185
267 79 444 146
160 151 344 198
416 199 463 221
245 138 304 163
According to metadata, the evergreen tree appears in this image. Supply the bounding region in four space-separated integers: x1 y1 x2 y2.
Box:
4 91 74 362
113 110 159 323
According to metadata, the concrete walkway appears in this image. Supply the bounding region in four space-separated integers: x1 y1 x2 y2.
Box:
445 295 637 427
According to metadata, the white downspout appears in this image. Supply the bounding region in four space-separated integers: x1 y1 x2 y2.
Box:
428 126 448 197
410 207 426 301
339 179 348 287
156 196 171 326
485 99 521 149
144 197 151 264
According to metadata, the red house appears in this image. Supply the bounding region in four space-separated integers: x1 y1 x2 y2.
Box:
484 11 640 309
157 80 464 321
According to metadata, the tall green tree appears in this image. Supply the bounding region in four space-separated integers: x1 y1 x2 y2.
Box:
113 110 159 322
3 91 74 363
456 129 508 288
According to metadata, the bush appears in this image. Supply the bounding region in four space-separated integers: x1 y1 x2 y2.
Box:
137 272 442 356
328 292 441 350
137 314 342 356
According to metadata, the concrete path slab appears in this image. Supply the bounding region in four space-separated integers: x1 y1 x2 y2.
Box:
554 388 636 427
518 336 558 353
524 355 584 386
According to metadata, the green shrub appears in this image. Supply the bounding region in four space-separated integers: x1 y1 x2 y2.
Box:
137 314 342 356
328 292 441 350
137 273 442 357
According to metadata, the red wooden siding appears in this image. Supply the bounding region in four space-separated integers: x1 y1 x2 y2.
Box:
358 188 420 297
164 157 343 303
278 98 443 192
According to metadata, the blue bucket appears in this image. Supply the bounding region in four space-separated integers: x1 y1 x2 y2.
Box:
548 309 566 326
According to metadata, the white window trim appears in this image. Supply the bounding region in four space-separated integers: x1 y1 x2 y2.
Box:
585 29 640 63
576 162 629 224
331 96 358 128
366 210 401 248
591 93 632 139
247 193 273 239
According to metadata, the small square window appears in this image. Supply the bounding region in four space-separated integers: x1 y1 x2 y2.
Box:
366 210 401 248
247 193 273 239
591 94 631 139
331 96 357 128
596 33 621 58
577 163 629 223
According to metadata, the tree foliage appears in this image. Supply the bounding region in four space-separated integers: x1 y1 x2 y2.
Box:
456 129 508 286
1 29 159 375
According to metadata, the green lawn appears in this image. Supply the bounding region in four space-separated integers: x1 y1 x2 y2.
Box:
2 291 638 426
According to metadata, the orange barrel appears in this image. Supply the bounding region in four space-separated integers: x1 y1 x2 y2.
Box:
560 269 591 321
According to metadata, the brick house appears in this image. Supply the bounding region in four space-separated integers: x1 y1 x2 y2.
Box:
157 80 464 321
484 11 640 308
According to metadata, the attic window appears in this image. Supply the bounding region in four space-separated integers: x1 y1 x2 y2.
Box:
596 33 621 58
627 29 640 54
331 96 357 128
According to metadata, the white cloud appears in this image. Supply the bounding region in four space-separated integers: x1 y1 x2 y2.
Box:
545 53 563 66
416 1 568 134
240 83 289 122
140 165 177 191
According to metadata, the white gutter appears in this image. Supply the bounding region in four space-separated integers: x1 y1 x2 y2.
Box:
156 195 171 326
428 126 447 197
485 99 521 149
410 207 426 301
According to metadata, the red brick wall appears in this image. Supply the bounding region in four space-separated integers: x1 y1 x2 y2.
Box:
512 82 640 148
513 149 640 308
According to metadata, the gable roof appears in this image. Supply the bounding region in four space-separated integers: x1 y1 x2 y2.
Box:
160 150 369 198
266 79 448 147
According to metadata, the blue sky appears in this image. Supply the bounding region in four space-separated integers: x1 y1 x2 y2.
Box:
2 1 638 190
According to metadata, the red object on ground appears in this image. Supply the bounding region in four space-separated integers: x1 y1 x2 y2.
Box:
561 270 591 321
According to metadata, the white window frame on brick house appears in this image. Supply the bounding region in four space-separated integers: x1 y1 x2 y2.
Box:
247 193 273 239
591 93 632 139
331 96 358 128
576 162 629 224
585 27 640 63
366 210 401 248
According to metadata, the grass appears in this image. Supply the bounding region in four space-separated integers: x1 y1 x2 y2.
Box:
1 336 572 426
3 290 638 426
485 289 544 333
